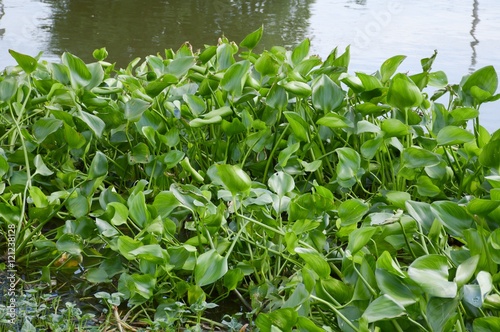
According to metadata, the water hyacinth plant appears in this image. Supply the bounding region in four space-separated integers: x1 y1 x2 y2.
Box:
1 27 500 331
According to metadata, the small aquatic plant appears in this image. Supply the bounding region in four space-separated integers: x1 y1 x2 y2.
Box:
1 27 500 330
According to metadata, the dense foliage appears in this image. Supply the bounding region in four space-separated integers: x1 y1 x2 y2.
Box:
1 27 500 331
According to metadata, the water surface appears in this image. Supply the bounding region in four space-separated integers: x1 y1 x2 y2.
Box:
0 0 499 130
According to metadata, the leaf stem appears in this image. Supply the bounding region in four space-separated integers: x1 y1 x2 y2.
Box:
310 295 359 332
262 124 289 183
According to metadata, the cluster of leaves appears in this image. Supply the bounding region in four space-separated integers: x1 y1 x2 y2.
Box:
1 27 500 331
0 287 97 332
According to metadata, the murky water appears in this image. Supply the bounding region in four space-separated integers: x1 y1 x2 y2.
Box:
1 0 499 130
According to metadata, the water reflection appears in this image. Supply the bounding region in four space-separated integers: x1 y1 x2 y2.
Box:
469 0 480 72
42 0 314 66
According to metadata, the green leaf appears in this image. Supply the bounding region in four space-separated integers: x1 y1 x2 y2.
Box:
291 39 310 66
79 110 105 137
402 146 440 168
223 268 244 291
128 192 150 228
408 254 457 298
240 26 263 49
380 55 406 83
183 94 206 116
145 74 178 97
316 113 352 129
302 160 322 172
338 199 369 226
489 228 500 265
431 201 474 237
356 102 390 116
486 175 500 189
129 244 167 264
166 56 196 78
416 176 441 197
464 229 496 275
95 218 119 237
283 283 309 308
105 202 129 226
282 81 312 98
256 308 298 332
455 255 480 287
92 47 108 61
387 73 423 109
117 236 143 260
62 52 92 88
215 164 251 195
33 155 53 176
221 60 250 95
357 120 381 134
189 115 222 127
222 118 246 135
312 74 345 111
473 317 500 332
284 111 309 142
361 135 384 159
450 107 479 124
63 123 85 149
375 269 418 306
29 186 48 208
202 106 233 119
477 271 493 301
0 155 8 178
267 84 288 110
0 77 17 101
335 147 361 188
88 151 108 179
169 245 196 270
86 62 105 90
118 273 155 305
381 118 410 137
278 142 300 167
163 150 184 169
357 72 383 90
195 249 228 286
462 65 497 96
187 284 206 305
426 297 459 332
129 143 150 164
268 171 294 197
406 200 434 233
347 227 378 255
376 251 405 277
467 198 500 216
56 233 83 256
86 268 110 283
295 247 330 279
436 126 475 146
362 295 405 323
479 138 500 171
216 42 235 71
428 70 448 87
315 277 353 305
9 49 37 74
66 193 89 219
296 317 324 332
385 191 411 209
255 51 279 77
21 319 37 332
33 118 63 143
124 98 151 122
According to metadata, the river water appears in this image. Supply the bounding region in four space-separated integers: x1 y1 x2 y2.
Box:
0 0 499 130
